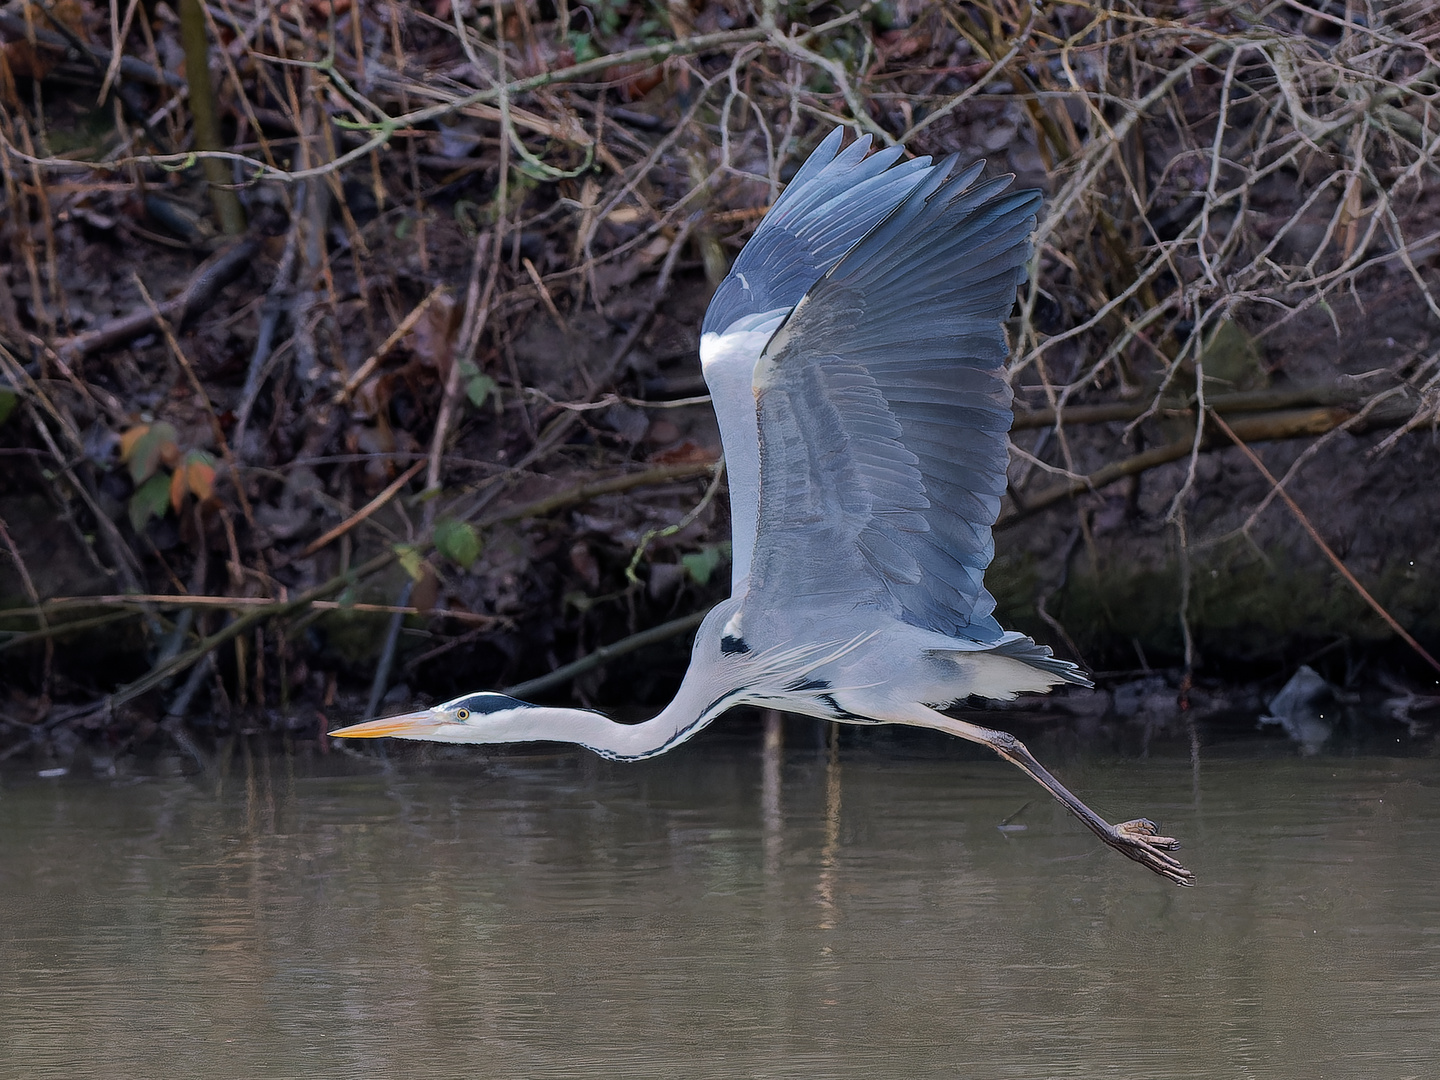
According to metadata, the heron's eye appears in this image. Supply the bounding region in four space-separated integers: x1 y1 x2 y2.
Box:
456 708 471 721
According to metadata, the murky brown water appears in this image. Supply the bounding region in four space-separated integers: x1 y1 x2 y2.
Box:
2 721 1438 1079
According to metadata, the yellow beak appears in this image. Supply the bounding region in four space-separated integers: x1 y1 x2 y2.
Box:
328 710 445 739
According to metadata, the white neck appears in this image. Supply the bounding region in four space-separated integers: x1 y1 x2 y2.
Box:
464 668 740 761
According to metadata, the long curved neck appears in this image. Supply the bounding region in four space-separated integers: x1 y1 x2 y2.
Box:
486 666 742 761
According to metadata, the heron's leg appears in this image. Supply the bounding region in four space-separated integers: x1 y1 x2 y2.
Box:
908 707 1196 886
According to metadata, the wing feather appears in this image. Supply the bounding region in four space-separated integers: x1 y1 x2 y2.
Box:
701 130 937 336
745 162 1041 641
699 129 940 594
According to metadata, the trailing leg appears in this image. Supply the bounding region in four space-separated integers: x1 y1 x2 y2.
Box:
906 706 1195 886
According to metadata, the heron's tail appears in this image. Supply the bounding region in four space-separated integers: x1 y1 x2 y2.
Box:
932 632 1092 701
989 635 1093 688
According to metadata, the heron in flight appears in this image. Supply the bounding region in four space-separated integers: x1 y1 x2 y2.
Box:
332 130 1195 886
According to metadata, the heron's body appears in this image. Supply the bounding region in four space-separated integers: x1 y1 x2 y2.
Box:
333 130 1195 886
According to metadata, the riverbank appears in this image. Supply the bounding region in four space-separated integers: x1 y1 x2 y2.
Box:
3 3 1440 755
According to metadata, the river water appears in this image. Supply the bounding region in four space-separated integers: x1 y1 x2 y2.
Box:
2 718 1437 1079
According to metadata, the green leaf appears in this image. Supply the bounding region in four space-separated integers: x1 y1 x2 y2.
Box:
467 374 496 409
568 30 597 63
0 388 16 427
681 545 727 586
434 519 481 569
128 473 172 533
126 421 178 484
394 544 425 582
458 360 496 409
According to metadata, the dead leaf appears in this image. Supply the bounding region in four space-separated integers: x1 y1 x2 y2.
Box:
403 291 458 372
412 562 439 613
118 425 149 463
569 541 600 591
648 441 719 466
169 467 186 513
1 1 88 92
185 458 215 501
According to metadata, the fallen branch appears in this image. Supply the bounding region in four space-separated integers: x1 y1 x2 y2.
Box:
54 239 259 360
1003 395 1423 527
1011 385 1411 431
503 608 708 700
1005 407 1351 526
7 594 500 624
47 550 398 726
0 8 185 89
475 461 717 529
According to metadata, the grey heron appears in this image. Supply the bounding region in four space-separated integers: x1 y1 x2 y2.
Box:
332 130 1195 886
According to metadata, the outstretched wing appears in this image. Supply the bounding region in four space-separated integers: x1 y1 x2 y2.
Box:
702 128 935 337
700 129 937 594
743 161 1041 642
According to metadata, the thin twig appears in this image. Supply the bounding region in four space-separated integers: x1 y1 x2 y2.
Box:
0 516 52 703
11 594 501 624
1210 411 1440 676
337 282 450 401
426 234 497 496
299 459 425 557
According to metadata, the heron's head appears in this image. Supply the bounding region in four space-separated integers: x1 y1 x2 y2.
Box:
328 692 540 743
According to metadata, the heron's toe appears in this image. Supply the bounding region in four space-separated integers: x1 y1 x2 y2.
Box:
1116 817 1182 851
1109 818 1196 886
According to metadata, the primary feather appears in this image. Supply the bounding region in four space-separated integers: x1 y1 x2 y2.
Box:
746 157 1044 647
700 129 940 593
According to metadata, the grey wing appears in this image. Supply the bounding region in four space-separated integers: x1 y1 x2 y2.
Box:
701 127 936 336
700 128 938 595
744 160 1042 642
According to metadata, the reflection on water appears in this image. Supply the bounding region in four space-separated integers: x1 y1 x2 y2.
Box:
2 719 1438 1079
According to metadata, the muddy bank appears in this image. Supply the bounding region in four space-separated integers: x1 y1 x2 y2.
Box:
3 3 1440 759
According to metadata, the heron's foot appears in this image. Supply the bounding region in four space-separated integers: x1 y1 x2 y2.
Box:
1104 818 1195 887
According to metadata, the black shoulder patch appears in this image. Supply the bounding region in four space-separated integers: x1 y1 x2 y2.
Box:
820 693 873 723
786 677 830 693
721 634 750 655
